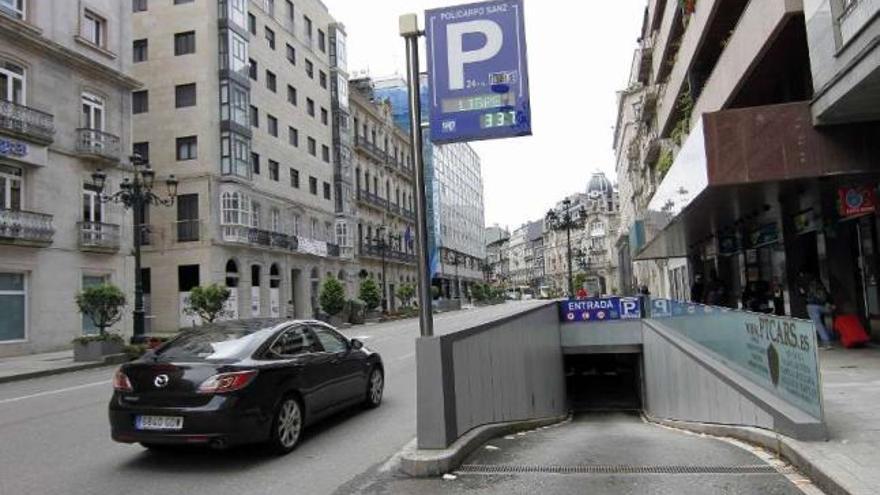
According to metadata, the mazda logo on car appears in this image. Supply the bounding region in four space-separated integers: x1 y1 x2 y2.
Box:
153 374 170 388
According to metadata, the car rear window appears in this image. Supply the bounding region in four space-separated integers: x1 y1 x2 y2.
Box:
155 328 267 362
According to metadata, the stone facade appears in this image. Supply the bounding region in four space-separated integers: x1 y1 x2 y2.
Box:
0 1 140 356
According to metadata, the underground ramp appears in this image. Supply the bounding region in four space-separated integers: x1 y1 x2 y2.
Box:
353 413 818 495
565 354 642 412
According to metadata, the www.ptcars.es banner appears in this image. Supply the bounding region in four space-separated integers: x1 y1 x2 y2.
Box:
559 297 642 323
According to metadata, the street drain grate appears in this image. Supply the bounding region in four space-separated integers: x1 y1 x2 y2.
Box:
457 464 778 475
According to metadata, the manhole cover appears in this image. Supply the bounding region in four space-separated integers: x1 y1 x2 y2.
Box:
457 464 777 475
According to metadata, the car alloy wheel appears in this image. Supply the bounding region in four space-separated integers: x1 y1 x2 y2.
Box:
274 397 303 452
367 368 384 408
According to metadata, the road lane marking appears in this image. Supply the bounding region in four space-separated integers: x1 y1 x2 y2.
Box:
0 380 109 405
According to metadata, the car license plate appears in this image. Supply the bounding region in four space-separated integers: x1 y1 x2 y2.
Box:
135 415 184 431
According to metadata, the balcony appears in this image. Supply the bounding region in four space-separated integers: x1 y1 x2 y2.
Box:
0 100 54 144
353 135 388 163
78 222 120 253
388 203 401 217
359 243 416 264
357 189 389 210
327 243 341 257
0 208 54 246
838 0 879 46
75 128 121 162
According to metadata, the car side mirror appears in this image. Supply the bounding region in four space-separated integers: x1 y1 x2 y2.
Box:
350 339 364 350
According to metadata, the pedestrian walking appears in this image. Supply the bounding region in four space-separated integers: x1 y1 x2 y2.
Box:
797 270 834 349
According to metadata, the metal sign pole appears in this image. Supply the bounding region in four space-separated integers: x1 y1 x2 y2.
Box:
400 14 434 337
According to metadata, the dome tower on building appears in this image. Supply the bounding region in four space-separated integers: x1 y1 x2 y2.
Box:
587 171 614 199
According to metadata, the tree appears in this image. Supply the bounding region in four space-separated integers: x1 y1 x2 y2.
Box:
471 283 487 302
75 284 127 336
574 273 588 291
396 284 415 307
185 284 231 323
359 278 381 311
320 277 346 316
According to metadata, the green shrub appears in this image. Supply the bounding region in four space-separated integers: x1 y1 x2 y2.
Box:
185 284 231 323
74 283 127 337
431 285 440 300
359 278 381 311
319 277 346 316
396 284 415 307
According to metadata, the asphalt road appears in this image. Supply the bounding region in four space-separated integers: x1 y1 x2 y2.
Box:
0 301 544 495
0 301 817 495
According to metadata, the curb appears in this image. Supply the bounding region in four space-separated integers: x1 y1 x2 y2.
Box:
0 354 127 385
646 416 851 495
400 414 568 477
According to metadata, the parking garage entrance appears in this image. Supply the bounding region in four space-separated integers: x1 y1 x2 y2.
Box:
564 353 642 412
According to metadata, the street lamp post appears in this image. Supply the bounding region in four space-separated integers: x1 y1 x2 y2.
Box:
545 198 586 298
373 226 389 313
92 154 177 343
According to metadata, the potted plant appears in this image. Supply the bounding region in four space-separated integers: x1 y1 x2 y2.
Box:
73 283 127 362
359 278 382 319
184 284 232 324
319 277 346 326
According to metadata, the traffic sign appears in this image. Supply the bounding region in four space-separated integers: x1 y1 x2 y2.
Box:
425 0 532 143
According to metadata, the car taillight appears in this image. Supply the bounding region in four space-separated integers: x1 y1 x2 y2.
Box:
197 370 258 394
113 368 133 392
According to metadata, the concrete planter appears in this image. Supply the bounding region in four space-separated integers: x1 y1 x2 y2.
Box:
73 339 124 362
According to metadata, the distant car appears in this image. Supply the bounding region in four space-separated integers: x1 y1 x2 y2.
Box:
109 319 384 454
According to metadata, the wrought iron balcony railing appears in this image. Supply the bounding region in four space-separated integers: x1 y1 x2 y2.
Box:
75 128 121 162
0 100 55 144
0 208 54 246
78 221 120 252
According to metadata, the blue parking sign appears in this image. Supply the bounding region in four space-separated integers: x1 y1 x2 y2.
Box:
425 0 532 143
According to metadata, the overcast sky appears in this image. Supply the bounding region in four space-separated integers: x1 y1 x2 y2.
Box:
323 0 645 231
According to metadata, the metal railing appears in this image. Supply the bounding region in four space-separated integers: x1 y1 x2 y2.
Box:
838 0 879 44
357 189 388 209
221 224 302 252
78 221 120 251
75 128 121 161
353 134 388 163
0 208 54 245
0 100 55 143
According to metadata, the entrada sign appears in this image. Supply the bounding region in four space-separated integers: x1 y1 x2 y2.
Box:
425 0 532 143
559 297 641 323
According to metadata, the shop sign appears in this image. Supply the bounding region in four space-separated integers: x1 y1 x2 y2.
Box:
748 223 779 249
559 297 641 323
838 186 876 217
793 209 819 235
0 138 27 158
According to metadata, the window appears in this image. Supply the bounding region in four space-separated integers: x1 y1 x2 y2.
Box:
174 31 196 55
309 176 317 195
81 274 108 335
292 214 300 236
132 90 149 114
319 71 327 89
176 136 197 160
307 137 316 156
305 59 313 78
0 164 22 211
290 168 299 188
318 29 326 52
0 61 25 104
175 83 196 108
222 191 250 226
82 93 104 129
307 98 315 116
304 15 313 41
271 208 281 233
178 265 200 293
132 39 148 62
268 327 317 357
221 133 250 178
286 43 296 65
312 325 348 353
82 10 106 47
132 0 147 13
288 126 299 146
220 81 249 126
265 27 275 49
323 182 331 200
0 273 25 341
251 152 260 174
320 107 328 125
248 13 256 34
176 193 199 242
248 58 257 80
269 160 279 181
267 114 278 136
266 70 276 92
174 0 194 4
310 217 318 238
321 145 329 163
287 85 297 105
132 142 149 162
286 0 294 23
250 105 258 127
251 201 262 228
267 0 275 16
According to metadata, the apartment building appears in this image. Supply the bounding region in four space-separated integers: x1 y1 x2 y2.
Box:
349 77 417 311
0 1 140 356
131 0 351 331
616 0 880 323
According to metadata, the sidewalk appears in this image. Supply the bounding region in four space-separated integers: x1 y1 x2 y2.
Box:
785 345 880 494
0 350 117 384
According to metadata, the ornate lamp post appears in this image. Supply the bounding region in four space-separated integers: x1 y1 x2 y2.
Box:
92 154 177 343
545 198 586 298
372 226 389 313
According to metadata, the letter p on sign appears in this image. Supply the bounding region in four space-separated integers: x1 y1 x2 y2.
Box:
447 20 503 90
